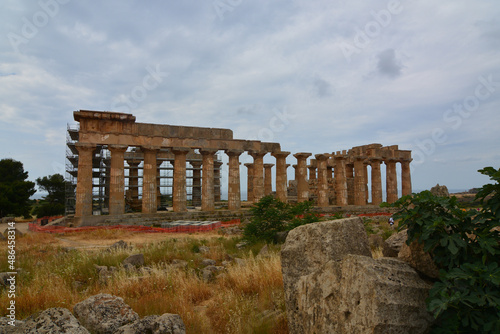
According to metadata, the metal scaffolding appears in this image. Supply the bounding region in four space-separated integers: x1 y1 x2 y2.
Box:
65 124 222 215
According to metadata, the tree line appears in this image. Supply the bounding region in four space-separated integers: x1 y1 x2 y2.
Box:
0 158 66 219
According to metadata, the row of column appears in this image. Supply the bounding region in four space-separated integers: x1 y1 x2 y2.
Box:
304 155 412 207
75 143 292 217
75 143 411 217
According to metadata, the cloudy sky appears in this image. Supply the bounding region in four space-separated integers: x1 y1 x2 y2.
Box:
1 0 499 198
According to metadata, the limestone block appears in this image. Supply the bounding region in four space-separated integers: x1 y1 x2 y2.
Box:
114 314 186 334
73 294 139 334
339 255 434 333
281 218 371 334
21 307 90 333
383 229 408 257
399 241 440 279
122 254 145 267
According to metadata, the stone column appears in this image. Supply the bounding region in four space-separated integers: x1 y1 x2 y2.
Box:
214 160 223 202
346 162 355 205
334 155 348 206
293 165 298 181
401 159 412 196
190 161 202 207
294 153 312 202
108 145 128 215
201 149 218 211
226 149 243 210
354 157 367 206
385 159 398 203
250 151 266 202
141 146 159 214
308 165 317 180
272 151 290 203
264 163 274 195
244 163 254 202
127 159 140 203
75 143 96 217
172 148 189 212
370 158 383 205
315 154 329 207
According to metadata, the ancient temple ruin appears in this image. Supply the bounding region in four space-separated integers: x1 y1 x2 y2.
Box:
67 110 412 218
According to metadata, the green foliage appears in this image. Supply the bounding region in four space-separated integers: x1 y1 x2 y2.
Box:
390 167 500 333
32 173 67 218
0 158 36 218
243 196 320 243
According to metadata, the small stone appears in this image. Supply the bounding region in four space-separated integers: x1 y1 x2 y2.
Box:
201 259 216 267
108 240 129 251
236 241 247 249
22 307 90 333
73 294 139 334
199 246 210 254
122 254 145 267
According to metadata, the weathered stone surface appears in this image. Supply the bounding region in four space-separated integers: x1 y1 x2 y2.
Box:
399 241 440 279
281 217 371 334
114 314 186 334
339 255 433 333
21 307 90 333
108 240 129 251
170 259 188 270
383 229 408 257
430 183 449 197
198 245 210 254
368 233 385 250
0 317 24 333
122 254 144 267
73 294 139 334
282 218 433 334
201 259 216 267
201 265 225 282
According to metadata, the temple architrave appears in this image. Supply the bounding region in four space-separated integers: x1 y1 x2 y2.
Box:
67 110 412 219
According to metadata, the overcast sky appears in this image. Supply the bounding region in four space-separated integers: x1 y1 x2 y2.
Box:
1 0 499 198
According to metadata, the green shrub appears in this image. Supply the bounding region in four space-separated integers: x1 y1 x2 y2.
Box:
243 196 320 243
389 167 500 333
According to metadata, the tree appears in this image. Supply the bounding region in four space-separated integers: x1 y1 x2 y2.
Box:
32 173 67 218
0 158 36 218
388 167 500 333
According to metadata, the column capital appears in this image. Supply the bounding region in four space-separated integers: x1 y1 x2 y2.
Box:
171 147 190 155
314 154 328 161
141 145 160 152
108 144 128 152
263 163 275 168
271 151 290 158
293 152 312 160
225 149 244 157
190 160 202 168
244 163 254 168
200 148 218 156
75 142 96 151
249 150 267 159
214 160 223 168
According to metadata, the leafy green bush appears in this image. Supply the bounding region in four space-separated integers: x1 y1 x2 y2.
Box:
243 196 320 243
389 167 500 333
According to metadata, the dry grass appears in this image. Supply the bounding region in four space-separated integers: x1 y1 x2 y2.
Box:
0 231 287 334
